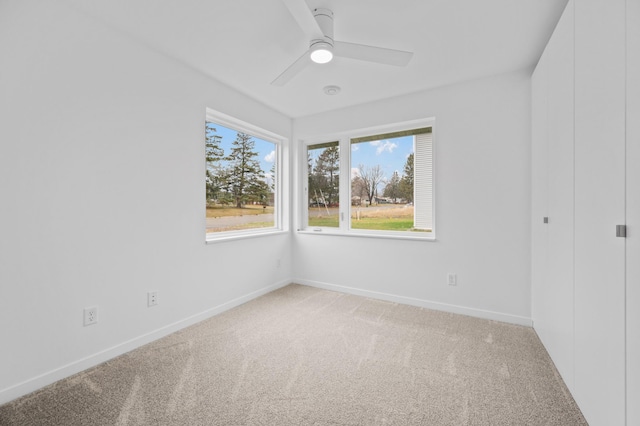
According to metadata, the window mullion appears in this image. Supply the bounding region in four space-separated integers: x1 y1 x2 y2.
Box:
301 141 309 230
339 136 350 232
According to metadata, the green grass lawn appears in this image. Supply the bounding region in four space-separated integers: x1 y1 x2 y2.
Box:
308 216 340 227
308 215 431 232
351 217 415 231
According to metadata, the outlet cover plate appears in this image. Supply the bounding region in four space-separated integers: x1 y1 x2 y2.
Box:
447 273 457 286
84 306 98 326
148 291 158 307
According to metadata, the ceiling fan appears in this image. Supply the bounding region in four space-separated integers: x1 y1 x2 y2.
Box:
272 0 414 86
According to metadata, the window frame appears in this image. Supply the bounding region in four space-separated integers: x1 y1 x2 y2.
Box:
299 118 436 241
304 140 342 231
205 108 286 243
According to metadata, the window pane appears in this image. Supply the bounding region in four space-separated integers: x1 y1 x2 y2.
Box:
206 121 277 234
307 142 340 228
350 128 432 232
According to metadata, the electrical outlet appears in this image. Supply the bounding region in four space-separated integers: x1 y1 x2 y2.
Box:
148 291 158 307
447 273 457 286
84 306 98 326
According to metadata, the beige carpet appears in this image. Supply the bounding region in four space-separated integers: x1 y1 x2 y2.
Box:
0 284 587 425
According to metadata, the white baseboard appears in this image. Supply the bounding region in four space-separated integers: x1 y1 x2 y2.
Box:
295 278 532 327
0 279 292 406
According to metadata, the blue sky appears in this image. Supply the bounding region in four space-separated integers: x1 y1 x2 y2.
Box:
308 136 414 183
350 136 413 181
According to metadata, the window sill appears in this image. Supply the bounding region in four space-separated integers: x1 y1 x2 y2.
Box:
296 228 436 242
206 228 288 244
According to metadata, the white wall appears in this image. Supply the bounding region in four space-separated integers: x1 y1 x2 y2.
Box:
292 71 532 325
0 1 292 404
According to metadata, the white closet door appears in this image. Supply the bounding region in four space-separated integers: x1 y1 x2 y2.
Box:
627 0 640 424
545 0 575 390
574 0 627 424
531 0 575 392
531 42 549 344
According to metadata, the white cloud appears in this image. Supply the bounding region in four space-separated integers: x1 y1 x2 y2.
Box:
351 144 359 151
264 150 276 163
351 167 360 178
371 140 398 155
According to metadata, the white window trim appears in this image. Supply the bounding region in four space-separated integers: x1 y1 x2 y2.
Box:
299 118 436 241
205 108 287 243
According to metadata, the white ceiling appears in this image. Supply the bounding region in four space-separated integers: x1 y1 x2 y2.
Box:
67 0 568 118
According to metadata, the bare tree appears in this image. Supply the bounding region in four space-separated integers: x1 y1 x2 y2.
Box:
357 164 385 206
351 175 366 205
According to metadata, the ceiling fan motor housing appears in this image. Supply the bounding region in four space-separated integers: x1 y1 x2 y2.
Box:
311 8 334 48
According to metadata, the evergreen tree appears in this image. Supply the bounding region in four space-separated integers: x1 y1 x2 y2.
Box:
313 146 340 206
269 162 276 193
205 122 224 203
307 151 318 204
399 153 414 203
383 170 401 202
223 132 266 208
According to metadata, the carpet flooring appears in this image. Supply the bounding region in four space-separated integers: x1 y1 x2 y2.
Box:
0 284 587 425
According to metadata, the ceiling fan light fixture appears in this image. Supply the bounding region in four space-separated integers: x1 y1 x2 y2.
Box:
310 41 333 64
271 3 413 86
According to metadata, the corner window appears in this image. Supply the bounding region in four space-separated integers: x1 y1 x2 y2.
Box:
302 119 434 239
206 109 282 240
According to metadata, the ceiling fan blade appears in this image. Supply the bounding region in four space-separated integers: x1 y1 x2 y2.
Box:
271 49 311 86
280 0 324 40
334 41 413 67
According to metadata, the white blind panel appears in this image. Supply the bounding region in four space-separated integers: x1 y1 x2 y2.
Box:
414 132 433 230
